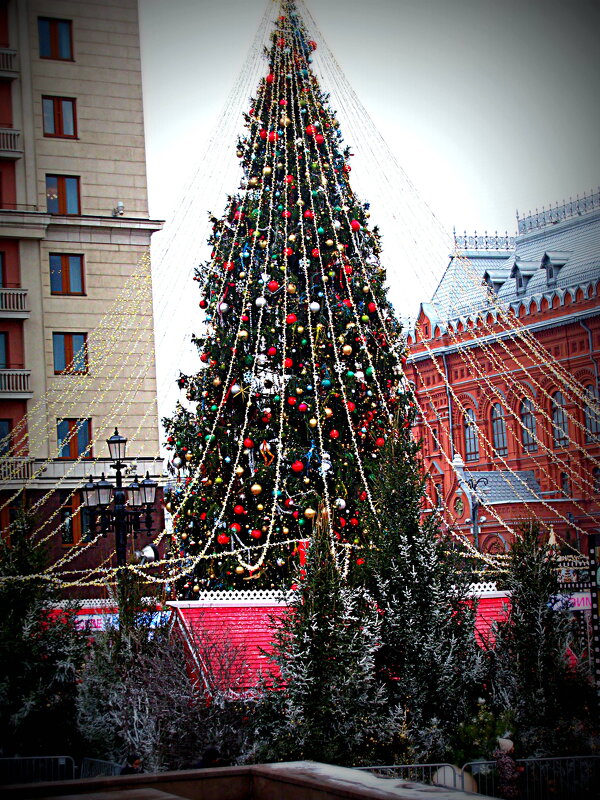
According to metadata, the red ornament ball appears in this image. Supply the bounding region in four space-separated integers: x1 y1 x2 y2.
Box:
284 174 294 184
291 460 304 473
250 529 262 539
315 134 325 145
282 210 292 218
267 346 277 356
305 124 316 136
287 396 297 406
266 73 274 84
286 313 297 325
375 437 385 447
217 533 231 545
234 505 245 515
350 219 361 231
303 209 314 219
267 280 279 292
243 437 254 448
268 131 278 143
298 402 308 413
350 517 359 526
284 247 294 257
346 401 355 412
329 429 340 440
284 357 294 368
311 248 320 258
229 523 241 533
259 129 267 140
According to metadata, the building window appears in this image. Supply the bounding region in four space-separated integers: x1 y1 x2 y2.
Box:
57 418 91 459
0 418 10 456
0 331 6 369
593 467 600 494
431 426 439 452
464 408 479 462
46 174 80 215
50 254 84 295
520 398 538 452
560 472 570 497
42 96 77 138
53 332 87 374
551 391 569 448
38 17 73 61
491 403 508 457
584 384 600 443
0 252 5 288
59 490 92 545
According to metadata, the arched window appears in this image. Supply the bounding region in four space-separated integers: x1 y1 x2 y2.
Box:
491 403 508 456
584 384 600 443
560 472 570 497
551 391 569 448
520 398 538 452
464 408 479 462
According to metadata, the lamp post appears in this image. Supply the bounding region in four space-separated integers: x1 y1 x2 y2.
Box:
82 428 158 567
452 454 489 551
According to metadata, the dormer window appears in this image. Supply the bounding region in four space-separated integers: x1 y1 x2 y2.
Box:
541 250 571 287
510 259 537 296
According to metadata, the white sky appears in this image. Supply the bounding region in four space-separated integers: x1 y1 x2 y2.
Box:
137 0 600 419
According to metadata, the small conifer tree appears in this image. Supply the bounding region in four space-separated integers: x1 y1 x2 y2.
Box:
250 508 400 766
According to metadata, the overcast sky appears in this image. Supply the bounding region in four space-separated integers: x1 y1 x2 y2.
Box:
137 0 600 415
139 0 600 234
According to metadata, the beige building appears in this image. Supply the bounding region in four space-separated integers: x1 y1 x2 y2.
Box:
0 0 163 555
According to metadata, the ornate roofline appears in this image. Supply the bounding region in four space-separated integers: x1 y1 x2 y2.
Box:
517 188 600 234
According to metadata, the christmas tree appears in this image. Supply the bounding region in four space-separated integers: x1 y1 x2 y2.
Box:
163 1 412 593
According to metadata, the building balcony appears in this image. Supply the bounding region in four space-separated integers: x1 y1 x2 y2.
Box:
0 456 35 484
0 128 22 159
0 48 18 78
0 288 29 318
0 368 32 398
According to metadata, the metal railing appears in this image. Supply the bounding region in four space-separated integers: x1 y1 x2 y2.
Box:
0 288 28 313
0 128 21 153
0 756 75 785
80 757 121 778
0 369 31 394
358 756 600 799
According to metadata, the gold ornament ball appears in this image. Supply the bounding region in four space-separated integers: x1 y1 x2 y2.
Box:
259 240 268 249
362 285 370 293
304 507 316 519
337 244 345 252
248 177 258 187
185 452 193 462
236 150 243 157
326 239 334 247
213 377 222 387
257 503 264 511
235 466 244 476
215 476 223 484
283 526 289 534
239 271 246 279
296 387 303 395
324 407 333 418
238 330 249 339
287 283 297 294
181 532 188 539
193 584 200 593
250 483 263 496
263 166 272 176
309 418 317 428
166 502 172 512
252 230 260 238
288 234 296 242
303 477 310 484
297 325 304 333
235 565 245 575
342 344 353 355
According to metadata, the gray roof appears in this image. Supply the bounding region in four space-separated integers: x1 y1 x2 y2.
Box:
427 202 600 321
464 469 543 506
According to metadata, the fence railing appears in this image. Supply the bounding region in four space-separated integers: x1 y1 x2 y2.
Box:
0 756 75 785
358 755 600 799
0 49 17 72
0 128 21 153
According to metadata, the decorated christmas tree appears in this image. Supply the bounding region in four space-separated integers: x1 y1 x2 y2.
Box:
163 1 412 593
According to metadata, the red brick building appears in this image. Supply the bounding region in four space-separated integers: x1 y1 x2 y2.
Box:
406 193 600 555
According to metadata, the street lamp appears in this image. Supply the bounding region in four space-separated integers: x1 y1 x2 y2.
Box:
453 454 489 551
81 428 158 566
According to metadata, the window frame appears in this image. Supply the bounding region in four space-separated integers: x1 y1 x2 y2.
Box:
0 418 10 456
49 253 85 296
38 17 73 61
52 331 88 375
464 408 480 462
551 391 569 448
584 384 600 443
42 95 77 138
45 174 81 215
59 490 91 546
519 397 538 453
57 417 92 460
0 331 7 369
